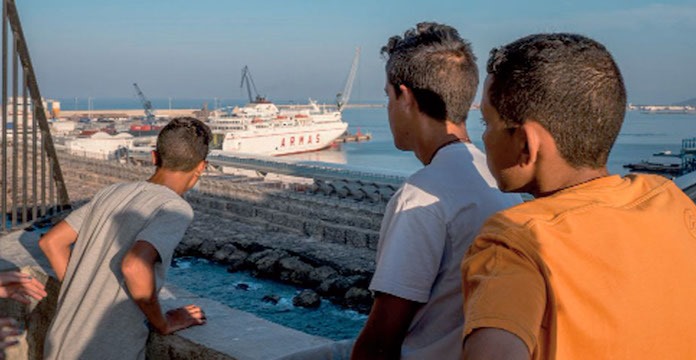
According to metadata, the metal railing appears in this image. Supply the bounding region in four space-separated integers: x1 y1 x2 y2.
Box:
1 0 69 233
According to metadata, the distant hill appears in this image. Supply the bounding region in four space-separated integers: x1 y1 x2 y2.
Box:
674 97 696 106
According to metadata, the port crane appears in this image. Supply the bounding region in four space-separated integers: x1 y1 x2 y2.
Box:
240 66 267 103
336 47 361 111
133 83 155 124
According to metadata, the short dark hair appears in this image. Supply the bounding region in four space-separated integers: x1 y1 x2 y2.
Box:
487 33 626 168
381 22 478 124
156 117 211 171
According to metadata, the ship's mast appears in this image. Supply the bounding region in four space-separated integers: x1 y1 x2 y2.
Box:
336 47 361 112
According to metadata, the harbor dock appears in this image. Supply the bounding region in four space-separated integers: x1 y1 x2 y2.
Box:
334 131 372 143
624 137 696 178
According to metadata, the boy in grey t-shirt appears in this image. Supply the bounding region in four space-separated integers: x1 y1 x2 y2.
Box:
39 117 211 360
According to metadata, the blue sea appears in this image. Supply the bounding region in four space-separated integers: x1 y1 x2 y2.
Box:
169 257 367 341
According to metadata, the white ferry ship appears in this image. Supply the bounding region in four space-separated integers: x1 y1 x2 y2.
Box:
210 99 348 156
209 48 359 157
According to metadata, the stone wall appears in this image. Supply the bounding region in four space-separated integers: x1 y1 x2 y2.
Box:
54 152 385 312
57 152 384 248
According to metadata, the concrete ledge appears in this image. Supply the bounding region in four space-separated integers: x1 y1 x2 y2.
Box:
0 230 333 360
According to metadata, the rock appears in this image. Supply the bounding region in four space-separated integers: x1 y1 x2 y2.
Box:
293 289 321 309
235 283 250 291
232 238 267 253
307 266 338 286
344 287 373 313
225 250 249 272
317 275 366 298
199 238 219 257
213 243 238 263
262 294 280 305
247 249 288 277
175 233 204 256
278 257 314 285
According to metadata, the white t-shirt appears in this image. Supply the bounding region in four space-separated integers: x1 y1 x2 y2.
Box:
369 142 521 360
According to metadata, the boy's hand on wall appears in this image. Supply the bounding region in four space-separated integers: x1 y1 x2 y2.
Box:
0 272 48 304
165 304 206 334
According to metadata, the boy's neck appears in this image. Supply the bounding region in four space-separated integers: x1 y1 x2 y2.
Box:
148 168 196 196
415 120 471 165
533 166 610 198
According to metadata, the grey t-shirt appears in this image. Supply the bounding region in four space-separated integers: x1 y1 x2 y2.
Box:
43 181 194 360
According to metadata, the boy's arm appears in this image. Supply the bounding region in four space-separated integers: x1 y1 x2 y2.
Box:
38 221 79 282
350 292 421 360
462 328 529 360
461 225 545 360
121 240 206 335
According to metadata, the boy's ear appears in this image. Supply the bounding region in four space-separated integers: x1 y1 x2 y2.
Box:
516 121 541 167
398 84 417 111
195 160 207 175
150 150 159 166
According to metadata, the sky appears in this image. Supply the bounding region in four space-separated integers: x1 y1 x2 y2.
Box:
16 0 696 105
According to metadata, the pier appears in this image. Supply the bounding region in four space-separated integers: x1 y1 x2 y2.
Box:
624 137 696 177
334 131 372 143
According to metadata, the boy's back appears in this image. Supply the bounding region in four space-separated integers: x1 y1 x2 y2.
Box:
463 174 696 359
44 181 193 359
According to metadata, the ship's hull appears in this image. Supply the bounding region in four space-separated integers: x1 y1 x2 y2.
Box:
220 121 348 156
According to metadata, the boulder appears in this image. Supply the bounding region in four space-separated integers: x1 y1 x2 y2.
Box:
344 287 373 313
293 289 321 309
307 266 338 286
262 294 280 305
225 250 249 273
278 257 314 285
199 238 220 257
213 243 238 263
317 275 366 298
247 249 288 277
235 283 250 291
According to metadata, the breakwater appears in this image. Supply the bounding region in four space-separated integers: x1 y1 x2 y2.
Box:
57 151 390 312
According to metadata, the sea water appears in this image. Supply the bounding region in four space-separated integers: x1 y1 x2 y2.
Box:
168 257 367 340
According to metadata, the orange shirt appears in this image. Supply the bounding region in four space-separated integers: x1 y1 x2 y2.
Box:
461 174 696 359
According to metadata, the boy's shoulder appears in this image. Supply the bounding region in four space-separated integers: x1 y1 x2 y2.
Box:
95 181 191 213
478 174 683 244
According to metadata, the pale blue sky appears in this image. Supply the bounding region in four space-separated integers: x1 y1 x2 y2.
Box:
17 0 696 104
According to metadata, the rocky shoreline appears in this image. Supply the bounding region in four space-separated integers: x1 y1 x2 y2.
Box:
176 211 376 313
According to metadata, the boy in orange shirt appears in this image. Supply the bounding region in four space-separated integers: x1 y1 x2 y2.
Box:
461 33 696 359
